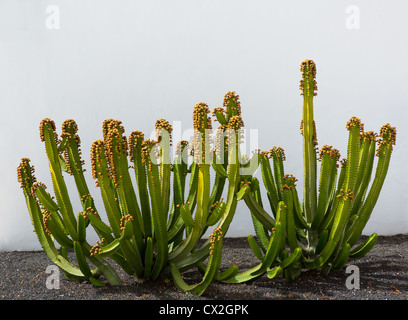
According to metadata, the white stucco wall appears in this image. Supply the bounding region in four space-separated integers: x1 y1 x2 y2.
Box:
0 0 407 250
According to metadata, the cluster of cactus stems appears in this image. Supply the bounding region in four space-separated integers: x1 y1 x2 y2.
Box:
17 60 396 295
236 59 397 281
17 91 258 295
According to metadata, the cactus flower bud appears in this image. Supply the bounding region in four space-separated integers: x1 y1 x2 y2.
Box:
376 123 397 156
193 102 211 131
299 59 317 97
223 91 241 117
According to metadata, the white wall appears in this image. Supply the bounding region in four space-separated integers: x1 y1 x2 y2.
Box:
0 0 407 250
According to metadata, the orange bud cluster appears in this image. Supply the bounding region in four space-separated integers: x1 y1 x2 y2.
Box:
155 118 173 144
61 119 84 174
193 102 211 131
223 91 241 116
361 130 377 143
175 140 188 158
61 119 78 138
282 174 298 186
39 118 56 142
223 116 244 149
120 214 133 231
42 209 52 235
90 238 106 256
282 184 292 191
17 158 36 189
336 189 354 201
102 119 125 140
344 190 354 201
141 139 158 167
192 102 212 164
212 107 225 120
83 206 99 219
346 116 362 131
379 123 397 145
299 60 318 97
209 200 224 216
30 181 47 205
90 140 106 182
104 128 127 185
300 60 317 78
269 146 286 161
128 130 144 162
376 123 397 157
227 115 244 131
209 227 223 256
281 174 297 192
238 180 251 196
318 145 341 162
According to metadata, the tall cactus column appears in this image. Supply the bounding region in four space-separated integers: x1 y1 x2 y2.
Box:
299 60 318 250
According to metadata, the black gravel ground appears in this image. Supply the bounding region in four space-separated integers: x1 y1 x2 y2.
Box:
0 235 407 302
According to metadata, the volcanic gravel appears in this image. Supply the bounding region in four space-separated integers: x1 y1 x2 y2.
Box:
0 235 407 301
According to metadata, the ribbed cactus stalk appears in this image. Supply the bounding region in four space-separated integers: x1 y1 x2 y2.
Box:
171 227 226 296
241 59 396 278
300 60 318 228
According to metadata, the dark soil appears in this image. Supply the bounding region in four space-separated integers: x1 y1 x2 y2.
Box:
0 235 407 301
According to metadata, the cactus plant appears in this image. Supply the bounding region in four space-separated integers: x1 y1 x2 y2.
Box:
237 59 396 279
17 91 255 295
17 60 391 292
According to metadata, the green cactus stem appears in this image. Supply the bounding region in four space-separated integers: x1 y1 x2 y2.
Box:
90 139 122 237
171 227 225 296
129 130 152 238
39 118 78 240
312 145 340 229
18 156 122 286
17 158 82 279
346 124 396 246
300 60 318 226
155 118 173 217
